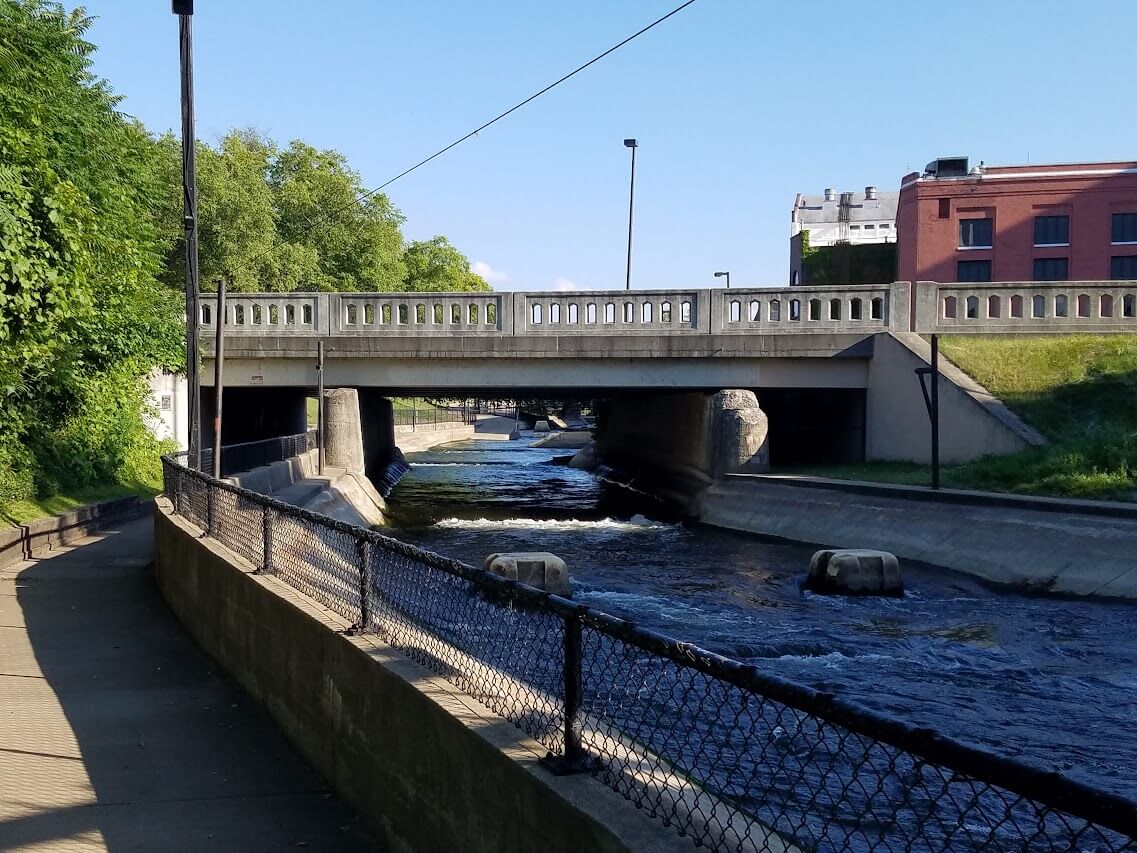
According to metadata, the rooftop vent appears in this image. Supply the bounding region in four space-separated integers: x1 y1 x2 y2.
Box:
865 186 878 200
824 188 837 202
924 157 970 178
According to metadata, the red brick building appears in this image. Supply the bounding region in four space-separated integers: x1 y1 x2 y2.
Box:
897 157 1137 283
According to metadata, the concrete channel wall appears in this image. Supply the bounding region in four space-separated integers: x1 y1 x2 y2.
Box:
394 420 475 453
700 475 1137 599
153 500 695 853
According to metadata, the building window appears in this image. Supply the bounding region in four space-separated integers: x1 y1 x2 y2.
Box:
160 394 173 411
1111 256 1137 279
1112 213 1137 244
938 198 950 219
1033 257 1068 281
864 224 875 230
879 223 890 230
1034 215 1069 246
957 260 992 282
849 225 861 230
959 218 993 248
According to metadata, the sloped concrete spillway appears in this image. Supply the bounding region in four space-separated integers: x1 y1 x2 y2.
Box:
384 432 1137 802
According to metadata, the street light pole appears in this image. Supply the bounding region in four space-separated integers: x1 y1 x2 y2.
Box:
623 138 638 291
173 0 201 471
714 271 731 289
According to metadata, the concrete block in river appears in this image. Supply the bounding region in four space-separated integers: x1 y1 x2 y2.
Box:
806 549 903 596
485 552 571 596
533 420 551 433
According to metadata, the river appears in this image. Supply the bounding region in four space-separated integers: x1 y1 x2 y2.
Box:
384 432 1137 802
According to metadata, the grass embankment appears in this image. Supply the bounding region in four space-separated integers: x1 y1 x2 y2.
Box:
1 479 159 526
791 335 1137 501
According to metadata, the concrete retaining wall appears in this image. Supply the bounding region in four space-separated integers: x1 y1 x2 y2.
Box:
0 495 151 571
700 475 1137 598
154 500 692 853
394 421 475 453
866 333 1045 463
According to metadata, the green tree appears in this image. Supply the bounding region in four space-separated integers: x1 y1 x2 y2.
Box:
0 0 178 500
271 141 406 291
403 236 491 292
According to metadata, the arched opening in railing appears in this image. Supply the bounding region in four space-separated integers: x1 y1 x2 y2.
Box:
808 298 821 321
252 304 263 325
661 301 672 323
1125 294 1136 318
604 302 615 324
828 298 841 321
586 303 597 324
749 300 761 322
550 303 561 324
1055 294 1069 317
416 304 426 324
201 304 212 325
769 299 781 321
1010 295 1023 318
1101 294 1114 318
451 303 462 324
729 300 741 323
1077 294 1091 318
531 303 543 325
433 303 444 324
381 304 392 325
397 305 408 325
486 303 497 325
302 304 313 325
680 301 692 323
789 299 801 321
623 302 634 323
469 303 479 325
870 297 884 320
269 304 280 325
965 296 979 319
234 304 246 325
286 305 296 325
346 304 358 325
987 295 1001 319
567 303 578 324
642 302 653 323
851 297 863 320
1032 295 1046 318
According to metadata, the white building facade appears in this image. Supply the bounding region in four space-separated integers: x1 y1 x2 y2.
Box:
790 187 899 285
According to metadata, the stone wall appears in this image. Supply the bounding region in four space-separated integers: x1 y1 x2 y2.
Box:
153 501 696 853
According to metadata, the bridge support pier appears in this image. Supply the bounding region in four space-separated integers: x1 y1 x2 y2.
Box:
592 390 769 512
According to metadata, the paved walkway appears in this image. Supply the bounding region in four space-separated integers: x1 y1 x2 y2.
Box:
0 519 380 852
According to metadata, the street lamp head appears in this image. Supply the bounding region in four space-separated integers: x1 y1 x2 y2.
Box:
171 0 193 13
623 138 638 148
714 271 728 278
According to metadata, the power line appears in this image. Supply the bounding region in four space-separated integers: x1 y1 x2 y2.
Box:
285 0 701 250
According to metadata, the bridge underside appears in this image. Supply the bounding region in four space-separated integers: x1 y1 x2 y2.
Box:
201 331 876 393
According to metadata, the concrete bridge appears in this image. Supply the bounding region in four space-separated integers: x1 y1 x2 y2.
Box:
193 280 1133 477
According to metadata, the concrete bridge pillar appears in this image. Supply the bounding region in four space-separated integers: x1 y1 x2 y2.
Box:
323 388 366 475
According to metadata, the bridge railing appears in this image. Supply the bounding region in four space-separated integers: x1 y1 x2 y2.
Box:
914 281 1137 333
196 281 1137 337
163 443 1137 853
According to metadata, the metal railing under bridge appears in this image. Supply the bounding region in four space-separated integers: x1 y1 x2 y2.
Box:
163 435 1137 852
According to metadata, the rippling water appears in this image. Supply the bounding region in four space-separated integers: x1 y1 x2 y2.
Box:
386 434 1137 799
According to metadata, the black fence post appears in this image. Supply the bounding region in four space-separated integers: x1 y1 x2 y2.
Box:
260 505 274 575
350 536 373 634
541 611 595 775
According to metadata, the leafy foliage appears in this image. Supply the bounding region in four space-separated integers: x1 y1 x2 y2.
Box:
0 0 491 516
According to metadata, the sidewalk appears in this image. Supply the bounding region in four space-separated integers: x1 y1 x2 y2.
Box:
0 519 380 852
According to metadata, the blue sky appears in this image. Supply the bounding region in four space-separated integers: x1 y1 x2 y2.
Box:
82 0 1136 291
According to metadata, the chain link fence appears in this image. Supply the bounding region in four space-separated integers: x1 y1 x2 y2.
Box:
163 439 1137 852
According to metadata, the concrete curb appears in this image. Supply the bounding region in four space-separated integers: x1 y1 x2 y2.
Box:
743 474 1137 520
0 494 153 571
